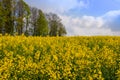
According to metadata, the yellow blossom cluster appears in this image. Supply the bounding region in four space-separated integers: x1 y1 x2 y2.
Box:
0 35 120 79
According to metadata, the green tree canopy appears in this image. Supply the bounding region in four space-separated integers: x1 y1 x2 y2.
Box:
46 13 67 36
34 10 48 36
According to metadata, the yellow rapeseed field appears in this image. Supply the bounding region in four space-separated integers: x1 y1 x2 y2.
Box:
0 34 120 80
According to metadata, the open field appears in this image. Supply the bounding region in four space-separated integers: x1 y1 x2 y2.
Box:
0 35 120 80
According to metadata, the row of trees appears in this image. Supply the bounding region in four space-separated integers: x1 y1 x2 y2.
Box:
0 0 67 36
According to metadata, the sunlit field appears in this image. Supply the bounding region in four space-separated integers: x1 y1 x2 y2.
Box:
0 35 120 80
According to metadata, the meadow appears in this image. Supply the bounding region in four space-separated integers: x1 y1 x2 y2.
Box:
0 35 120 80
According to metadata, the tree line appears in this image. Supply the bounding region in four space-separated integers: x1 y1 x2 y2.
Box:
0 0 67 36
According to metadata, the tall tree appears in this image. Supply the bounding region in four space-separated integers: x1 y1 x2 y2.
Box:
35 10 48 36
23 1 31 36
0 0 30 35
16 0 24 35
15 0 30 35
2 0 14 34
0 1 3 33
46 13 67 36
58 23 67 36
0 0 66 36
30 7 38 35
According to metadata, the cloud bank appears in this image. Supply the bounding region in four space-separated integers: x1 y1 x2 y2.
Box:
25 0 89 14
60 10 120 36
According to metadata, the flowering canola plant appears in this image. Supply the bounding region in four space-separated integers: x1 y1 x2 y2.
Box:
0 34 120 80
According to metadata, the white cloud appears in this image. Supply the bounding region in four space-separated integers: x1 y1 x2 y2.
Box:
80 16 104 28
59 10 120 36
102 10 120 31
60 15 104 28
26 0 89 14
102 10 120 20
59 15 105 36
76 0 89 8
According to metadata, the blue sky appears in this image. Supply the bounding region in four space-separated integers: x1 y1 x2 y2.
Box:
25 0 120 36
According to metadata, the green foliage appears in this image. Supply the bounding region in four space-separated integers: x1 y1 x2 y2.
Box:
34 10 48 36
0 0 67 36
1 0 13 34
49 20 58 36
58 23 67 36
47 13 67 36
